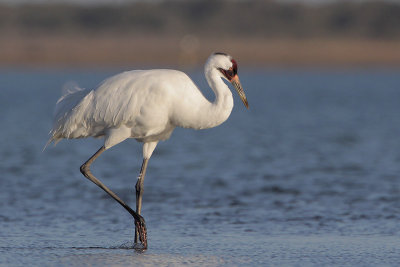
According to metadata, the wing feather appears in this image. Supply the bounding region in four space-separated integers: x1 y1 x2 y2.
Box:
47 69 197 147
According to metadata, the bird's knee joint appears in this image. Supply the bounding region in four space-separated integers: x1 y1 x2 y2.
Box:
80 164 89 175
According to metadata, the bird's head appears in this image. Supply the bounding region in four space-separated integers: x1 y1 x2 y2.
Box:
206 52 249 109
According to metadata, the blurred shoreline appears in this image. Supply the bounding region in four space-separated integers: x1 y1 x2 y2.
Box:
2 34 400 68
2 1 400 68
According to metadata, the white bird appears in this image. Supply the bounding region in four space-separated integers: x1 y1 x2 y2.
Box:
47 52 248 249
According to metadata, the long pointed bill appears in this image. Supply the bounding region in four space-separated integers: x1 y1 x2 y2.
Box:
231 75 249 109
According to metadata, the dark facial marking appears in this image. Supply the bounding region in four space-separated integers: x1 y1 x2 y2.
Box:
218 58 238 81
218 67 234 81
231 59 238 75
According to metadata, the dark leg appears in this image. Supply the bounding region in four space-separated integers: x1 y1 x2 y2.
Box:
80 146 147 248
134 158 149 243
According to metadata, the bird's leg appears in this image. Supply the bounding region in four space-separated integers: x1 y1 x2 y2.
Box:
134 158 149 243
80 146 147 249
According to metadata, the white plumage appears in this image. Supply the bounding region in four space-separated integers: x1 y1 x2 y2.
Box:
47 52 248 248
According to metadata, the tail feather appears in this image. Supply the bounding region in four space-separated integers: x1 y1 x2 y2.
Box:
45 85 91 151
42 137 54 152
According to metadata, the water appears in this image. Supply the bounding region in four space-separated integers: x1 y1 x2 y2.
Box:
1 68 400 266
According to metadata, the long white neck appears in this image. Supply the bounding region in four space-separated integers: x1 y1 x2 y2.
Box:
190 67 234 130
172 60 235 130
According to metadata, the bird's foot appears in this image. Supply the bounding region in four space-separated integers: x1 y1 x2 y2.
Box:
134 216 147 249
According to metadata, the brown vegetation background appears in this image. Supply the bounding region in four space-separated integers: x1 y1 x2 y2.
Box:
1 0 400 67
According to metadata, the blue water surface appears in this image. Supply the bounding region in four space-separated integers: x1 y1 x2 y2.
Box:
0 67 399 266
